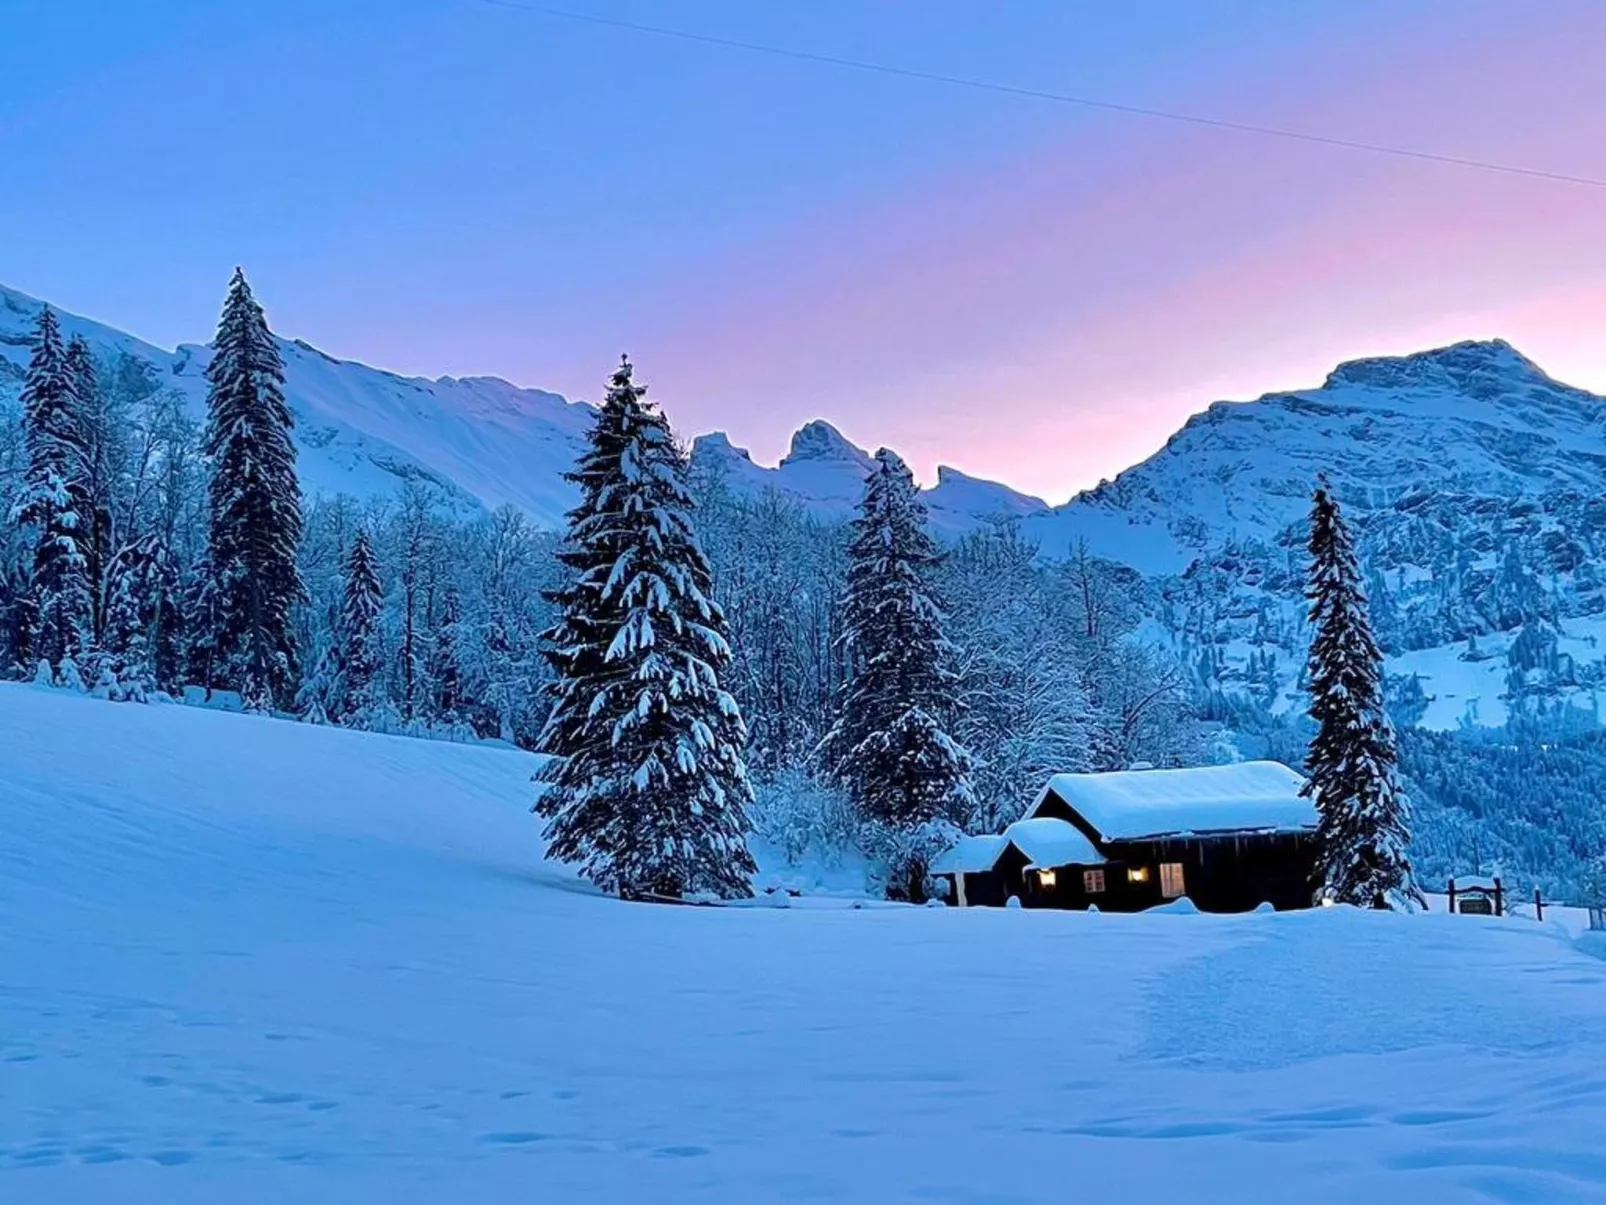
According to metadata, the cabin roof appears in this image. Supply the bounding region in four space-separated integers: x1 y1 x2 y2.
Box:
1028 761 1316 842
1002 817 1103 870
931 834 1009 875
931 818 1104 877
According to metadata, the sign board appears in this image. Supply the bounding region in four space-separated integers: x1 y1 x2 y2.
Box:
1458 896 1493 916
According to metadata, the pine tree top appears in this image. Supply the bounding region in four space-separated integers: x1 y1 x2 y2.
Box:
343 529 383 619
22 307 66 403
205 267 289 405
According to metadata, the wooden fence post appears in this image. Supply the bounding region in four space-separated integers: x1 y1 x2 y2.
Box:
1534 887 1544 923
1448 877 1457 914
1494 876 1504 917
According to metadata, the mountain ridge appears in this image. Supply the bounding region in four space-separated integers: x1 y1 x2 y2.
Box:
9 279 1606 730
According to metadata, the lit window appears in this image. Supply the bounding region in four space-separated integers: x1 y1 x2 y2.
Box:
1127 866 1150 884
1037 869 1057 890
1083 868 1106 894
1160 862 1186 899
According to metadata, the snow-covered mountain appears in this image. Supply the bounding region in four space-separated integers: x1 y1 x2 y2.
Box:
1036 341 1606 729
1036 340 1606 572
691 337 1606 728
690 421 1048 536
0 283 1045 535
0 283 595 526
9 280 1605 728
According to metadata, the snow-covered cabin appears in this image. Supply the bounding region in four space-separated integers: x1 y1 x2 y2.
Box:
934 762 1320 913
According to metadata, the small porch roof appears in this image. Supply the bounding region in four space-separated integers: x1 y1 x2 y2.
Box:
1002 817 1103 871
932 818 1104 877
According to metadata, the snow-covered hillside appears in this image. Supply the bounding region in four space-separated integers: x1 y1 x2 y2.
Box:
1041 340 1606 572
5 684 1606 1203
10 280 1606 726
0 283 1042 536
0 284 595 526
1060 342 1606 728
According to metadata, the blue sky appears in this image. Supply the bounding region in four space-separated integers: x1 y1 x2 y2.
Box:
4 1 1604 499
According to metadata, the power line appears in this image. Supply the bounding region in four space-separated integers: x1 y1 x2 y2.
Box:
476 0 1606 191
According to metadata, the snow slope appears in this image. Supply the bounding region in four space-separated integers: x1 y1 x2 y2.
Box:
5 684 1606 1204
1038 340 1606 573
1043 341 1606 727
0 283 594 526
0 282 1041 535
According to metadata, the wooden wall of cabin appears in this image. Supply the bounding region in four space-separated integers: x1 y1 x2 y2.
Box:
1105 833 1318 912
941 831 1318 913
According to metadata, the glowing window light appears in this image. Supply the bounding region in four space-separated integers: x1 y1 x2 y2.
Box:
1128 867 1151 884
1038 869 1057 889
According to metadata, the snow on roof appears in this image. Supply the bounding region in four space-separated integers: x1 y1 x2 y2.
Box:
930 834 1008 876
1030 761 1316 841
1001 818 1103 870
932 819 1103 876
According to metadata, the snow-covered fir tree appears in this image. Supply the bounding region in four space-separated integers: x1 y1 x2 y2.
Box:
10 307 93 676
337 527 384 725
202 269 304 710
98 535 164 701
823 449 973 899
62 334 114 646
1303 479 1423 910
429 586 465 724
535 357 755 900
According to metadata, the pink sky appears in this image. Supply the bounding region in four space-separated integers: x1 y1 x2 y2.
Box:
8 1 1604 506
622 6 1606 502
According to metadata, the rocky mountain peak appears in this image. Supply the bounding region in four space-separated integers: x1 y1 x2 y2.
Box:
780 420 873 470
1323 339 1550 398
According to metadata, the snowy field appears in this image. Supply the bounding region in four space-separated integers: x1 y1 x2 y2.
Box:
4 685 1606 1204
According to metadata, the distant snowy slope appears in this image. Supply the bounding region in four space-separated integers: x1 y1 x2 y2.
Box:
0 284 593 525
1022 341 1606 727
2 282 1048 534
5 684 1606 1203
1039 340 1606 573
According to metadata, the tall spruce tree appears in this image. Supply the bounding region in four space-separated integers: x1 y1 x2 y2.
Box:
824 449 973 898
1303 478 1423 910
535 357 755 899
338 527 384 724
10 307 93 674
62 334 112 646
202 269 304 710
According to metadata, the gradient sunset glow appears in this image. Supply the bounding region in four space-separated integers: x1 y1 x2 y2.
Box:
5 0 1603 502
